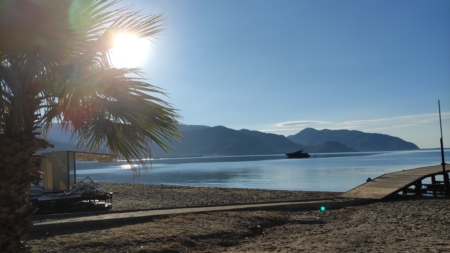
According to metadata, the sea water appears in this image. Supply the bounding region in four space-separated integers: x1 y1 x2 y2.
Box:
75 149 449 192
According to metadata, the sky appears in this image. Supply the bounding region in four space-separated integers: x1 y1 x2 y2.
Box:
116 0 450 148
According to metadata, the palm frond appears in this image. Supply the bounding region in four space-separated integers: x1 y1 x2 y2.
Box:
50 66 180 167
1 0 179 167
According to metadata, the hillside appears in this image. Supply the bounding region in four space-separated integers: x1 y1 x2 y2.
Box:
42 124 419 157
304 141 357 153
288 128 419 151
166 126 277 156
239 129 304 154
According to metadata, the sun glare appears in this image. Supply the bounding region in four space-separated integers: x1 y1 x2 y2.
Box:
111 33 150 67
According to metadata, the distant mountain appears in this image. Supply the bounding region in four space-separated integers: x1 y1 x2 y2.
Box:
43 124 109 153
178 125 210 132
39 139 77 153
304 141 357 153
45 124 210 142
157 126 288 157
45 124 72 143
41 124 419 157
238 129 304 154
288 128 419 151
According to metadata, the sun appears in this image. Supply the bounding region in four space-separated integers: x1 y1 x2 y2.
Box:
110 33 150 67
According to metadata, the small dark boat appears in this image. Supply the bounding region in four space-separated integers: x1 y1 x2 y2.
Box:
286 149 310 158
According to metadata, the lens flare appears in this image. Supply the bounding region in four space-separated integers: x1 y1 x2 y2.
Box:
111 33 150 67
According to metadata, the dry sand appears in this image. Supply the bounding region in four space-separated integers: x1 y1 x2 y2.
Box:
28 183 450 252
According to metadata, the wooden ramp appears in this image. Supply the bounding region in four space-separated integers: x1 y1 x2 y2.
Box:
341 165 448 200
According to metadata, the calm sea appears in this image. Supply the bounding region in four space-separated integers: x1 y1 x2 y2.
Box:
76 150 449 192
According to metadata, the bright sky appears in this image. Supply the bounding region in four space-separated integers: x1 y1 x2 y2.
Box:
119 0 450 148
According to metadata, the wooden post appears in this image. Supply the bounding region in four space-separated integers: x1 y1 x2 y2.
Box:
431 175 437 196
414 181 422 196
438 100 449 197
402 187 407 195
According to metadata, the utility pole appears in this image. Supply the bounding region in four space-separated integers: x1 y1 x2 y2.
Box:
438 100 449 196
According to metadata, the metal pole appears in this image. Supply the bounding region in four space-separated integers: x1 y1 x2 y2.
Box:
438 100 449 196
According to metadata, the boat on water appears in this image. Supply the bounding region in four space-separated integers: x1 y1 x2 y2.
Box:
286 150 310 158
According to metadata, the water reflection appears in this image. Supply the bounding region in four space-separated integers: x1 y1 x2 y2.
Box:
76 150 448 192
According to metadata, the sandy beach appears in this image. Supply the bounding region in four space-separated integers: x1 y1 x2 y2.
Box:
98 182 341 211
28 183 450 252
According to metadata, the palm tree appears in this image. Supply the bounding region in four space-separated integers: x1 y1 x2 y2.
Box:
0 0 180 251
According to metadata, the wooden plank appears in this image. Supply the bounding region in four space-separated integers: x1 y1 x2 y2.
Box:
340 165 448 199
342 186 399 199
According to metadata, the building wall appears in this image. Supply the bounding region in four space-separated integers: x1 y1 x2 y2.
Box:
42 151 69 191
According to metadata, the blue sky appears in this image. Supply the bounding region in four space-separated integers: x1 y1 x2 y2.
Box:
119 0 450 148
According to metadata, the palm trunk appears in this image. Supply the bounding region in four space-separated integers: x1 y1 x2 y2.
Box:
0 134 49 252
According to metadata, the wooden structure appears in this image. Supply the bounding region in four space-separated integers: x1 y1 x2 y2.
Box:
38 151 117 191
30 151 117 213
341 165 449 199
30 190 113 214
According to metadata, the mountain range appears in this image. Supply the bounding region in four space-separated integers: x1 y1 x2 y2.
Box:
43 124 419 157
287 128 419 152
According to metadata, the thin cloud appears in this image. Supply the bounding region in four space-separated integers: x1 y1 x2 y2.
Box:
260 128 302 133
342 118 390 126
342 112 450 129
414 113 450 124
268 112 450 135
398 112 450 120
276 120 328 127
